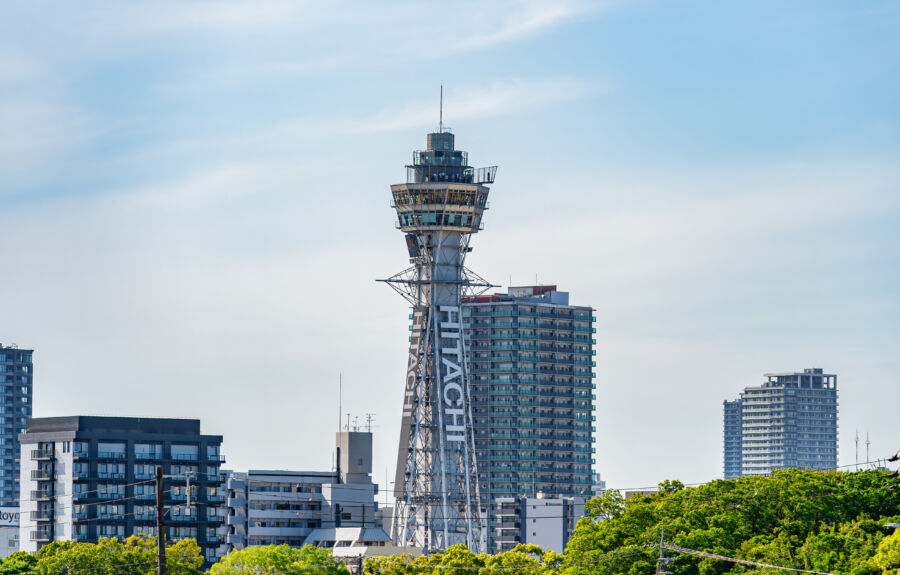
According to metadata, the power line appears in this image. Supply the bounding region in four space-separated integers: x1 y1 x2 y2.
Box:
663 543 843 575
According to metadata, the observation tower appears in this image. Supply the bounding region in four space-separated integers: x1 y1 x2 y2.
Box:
380 109 497 552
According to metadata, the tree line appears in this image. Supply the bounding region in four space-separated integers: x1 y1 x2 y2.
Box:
1 469 898 574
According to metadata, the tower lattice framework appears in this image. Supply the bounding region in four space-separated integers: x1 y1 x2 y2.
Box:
380 128 497 552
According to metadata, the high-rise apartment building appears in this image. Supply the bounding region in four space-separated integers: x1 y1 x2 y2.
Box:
0 345 32 506
722 399 742 479
224 431 379 550
19 416 226 566
462 285 596 552
724 368 838 477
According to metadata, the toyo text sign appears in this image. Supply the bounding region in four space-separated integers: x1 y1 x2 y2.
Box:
0 507 18 527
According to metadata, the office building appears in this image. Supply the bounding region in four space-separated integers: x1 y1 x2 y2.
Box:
463 285 596 552
19 416 226 566
0 344 33 506
383 126 496 552
724 368 838 477
224 431 378 551
723 399 743 479
495 495 585 553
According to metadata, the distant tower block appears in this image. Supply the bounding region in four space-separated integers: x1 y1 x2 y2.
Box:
380 118 497 552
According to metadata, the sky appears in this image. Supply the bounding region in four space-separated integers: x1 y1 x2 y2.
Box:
1 0 899 494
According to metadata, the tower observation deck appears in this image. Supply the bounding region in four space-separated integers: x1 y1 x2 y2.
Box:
380 127 497 553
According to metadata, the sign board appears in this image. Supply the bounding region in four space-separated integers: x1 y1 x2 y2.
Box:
0 507 18 527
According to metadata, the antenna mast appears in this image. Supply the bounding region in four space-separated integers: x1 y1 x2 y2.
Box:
439 85 443 132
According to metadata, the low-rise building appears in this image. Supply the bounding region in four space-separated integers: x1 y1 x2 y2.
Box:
495 495 585 553
225 431 378 551
306 527 419 573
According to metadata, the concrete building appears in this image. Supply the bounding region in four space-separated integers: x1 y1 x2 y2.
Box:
18 416 226 566
724 368 838 477
723 399 743 479
224 431 378 551
0 345 33 507
463 285 596 552
494 495 585 553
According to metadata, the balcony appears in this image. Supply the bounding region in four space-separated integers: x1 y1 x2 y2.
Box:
170 453 200 462
31 490 53 501
30 510 53 522
31 469 53 481
30 530 53 542
31 449 53 461
97 472 126 480
97 451 126 460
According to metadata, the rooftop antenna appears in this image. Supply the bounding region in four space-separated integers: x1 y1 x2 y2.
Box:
338 373 342 434
439 85 444 132
866 432 871 465
365 413 376 433
855 429 859 470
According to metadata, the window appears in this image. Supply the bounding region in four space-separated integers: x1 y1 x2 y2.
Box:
135 443 162 460
171 444 199 461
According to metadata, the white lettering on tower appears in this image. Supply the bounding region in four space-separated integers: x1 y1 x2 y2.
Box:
439 305 466 442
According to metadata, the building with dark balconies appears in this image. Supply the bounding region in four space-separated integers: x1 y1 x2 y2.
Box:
18 416 225 565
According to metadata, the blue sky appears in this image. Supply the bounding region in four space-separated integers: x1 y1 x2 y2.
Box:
1 0 898 490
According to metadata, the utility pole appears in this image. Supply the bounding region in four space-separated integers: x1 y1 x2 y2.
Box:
656 528 672 575
156 465 166 575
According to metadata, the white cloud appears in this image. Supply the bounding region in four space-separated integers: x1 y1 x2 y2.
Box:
351 77 595 134
0 98 85 181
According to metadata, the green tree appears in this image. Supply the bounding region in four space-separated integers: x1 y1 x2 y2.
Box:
210 544 350 575
564 469 900 575
34 535 202 575
0 551 37 574
872 530 900 574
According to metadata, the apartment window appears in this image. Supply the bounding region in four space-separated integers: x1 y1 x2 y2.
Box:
135 443 162 460
98 442 126 459
171 444 199 461
98 463 125 479
98 525 124 538
73 462 89 479
134 464 155 479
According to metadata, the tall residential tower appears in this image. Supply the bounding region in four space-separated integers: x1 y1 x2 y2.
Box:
722 399 742 479
0 344 32 506
462 285 596 552
382 126 496 552
723 368 838 477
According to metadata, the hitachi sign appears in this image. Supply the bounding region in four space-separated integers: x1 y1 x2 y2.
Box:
439 305 466 442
